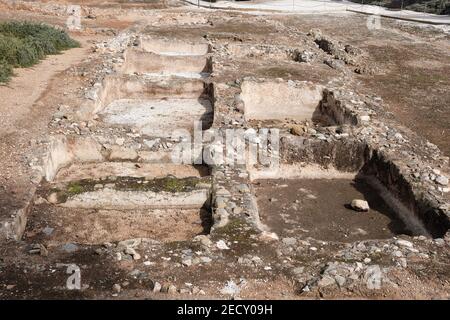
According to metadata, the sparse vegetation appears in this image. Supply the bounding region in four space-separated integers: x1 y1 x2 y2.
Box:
44 176 212 203
0 21 79 83
0 58 13 83
67 182 85 195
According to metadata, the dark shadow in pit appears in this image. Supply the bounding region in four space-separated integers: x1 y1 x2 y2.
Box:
191 164 211 177
358 149 449 238
198 205 214 236
311 102 332 126
348 178 412 237
197 82 214 131
197 98 214 130
202 57 213 74
312 97 360 127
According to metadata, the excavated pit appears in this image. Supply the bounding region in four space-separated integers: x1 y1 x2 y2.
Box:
254 177 410 242
26 206 212 245
250 138 448 241
138 37 210 56
28 164 213 245
241 79 448 240
122 49 211 79
23 37 218 245
101 98 212 138
241 80 323 123
240 80 359 126
88 75 214 137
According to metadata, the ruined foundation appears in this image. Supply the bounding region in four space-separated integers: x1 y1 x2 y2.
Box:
21 36 216 246
21 39 450 249
242 79 448 240
1 23 449 300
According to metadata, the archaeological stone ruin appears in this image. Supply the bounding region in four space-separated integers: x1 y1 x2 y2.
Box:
0 0 449 301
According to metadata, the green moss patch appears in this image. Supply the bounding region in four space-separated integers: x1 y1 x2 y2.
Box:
43 175 212 203
213 218 259 251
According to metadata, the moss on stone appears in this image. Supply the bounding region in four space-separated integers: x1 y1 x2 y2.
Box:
45 175 212 202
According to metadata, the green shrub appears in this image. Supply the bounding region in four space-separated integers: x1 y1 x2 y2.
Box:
0 21 77 45
0 34 22 66
0 58 13 83
0 34 42 68
0 21 80 83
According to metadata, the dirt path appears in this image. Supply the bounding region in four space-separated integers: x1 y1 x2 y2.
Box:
0 39 89 135
0 35 92 224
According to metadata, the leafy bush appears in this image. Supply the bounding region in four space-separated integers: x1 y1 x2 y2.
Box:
0 34 23 66
0 21 79 48
0 58 13 83
0 21 79 83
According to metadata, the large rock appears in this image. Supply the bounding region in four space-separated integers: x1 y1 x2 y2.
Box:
435 175 448 186
351 199 370 212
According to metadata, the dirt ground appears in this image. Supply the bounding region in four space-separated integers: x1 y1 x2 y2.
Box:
274 14 450 157
254 178 410 242
0 0 449 300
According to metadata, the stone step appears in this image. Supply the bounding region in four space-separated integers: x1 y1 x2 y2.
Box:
99 98 213 137
79 75 212 118
54 162 210 182
138 37 209 56
122 49 211 77
44 173 212 210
